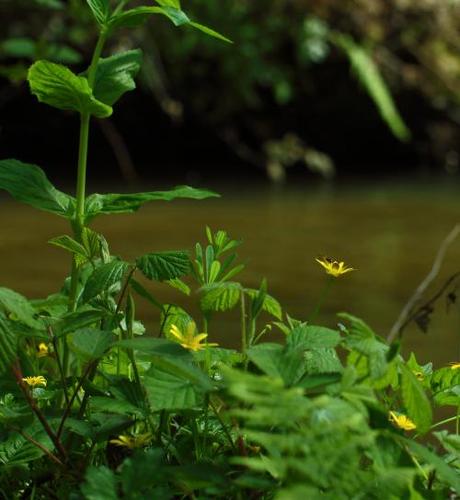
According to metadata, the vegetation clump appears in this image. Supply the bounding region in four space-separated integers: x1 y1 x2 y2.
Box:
0 1 460 499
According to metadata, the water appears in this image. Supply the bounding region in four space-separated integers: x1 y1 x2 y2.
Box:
1 177 459 367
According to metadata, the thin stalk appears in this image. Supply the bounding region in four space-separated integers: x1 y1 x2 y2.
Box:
308 276 334 323
13 427 65 468
240 292 247 355
209 399 237 452
49 327 70 406
57 361 95 439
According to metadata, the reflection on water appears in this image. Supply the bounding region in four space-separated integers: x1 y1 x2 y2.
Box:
0 178 459 366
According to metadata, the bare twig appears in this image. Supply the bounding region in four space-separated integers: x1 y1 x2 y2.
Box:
388 224 460 343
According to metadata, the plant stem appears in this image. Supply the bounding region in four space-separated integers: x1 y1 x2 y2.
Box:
13 427 65 468
240 292 247 355
308 276 334 323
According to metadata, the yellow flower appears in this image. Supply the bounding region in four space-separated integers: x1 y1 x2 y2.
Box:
169 322 218 352
37 343 49 358
109 433 151 449
315 256 355 278
450 362 460 370
22 376 47 387
389 411 416 431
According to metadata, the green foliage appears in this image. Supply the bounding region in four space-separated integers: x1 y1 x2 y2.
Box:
91 49 143 106
0 1 457 497
332 34 410 142
136 251 190 282
0 160 74 217
28 60 112 117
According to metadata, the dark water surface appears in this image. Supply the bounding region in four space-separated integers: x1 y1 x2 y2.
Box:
1 178 459 367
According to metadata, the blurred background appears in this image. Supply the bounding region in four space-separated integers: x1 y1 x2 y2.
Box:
0 0 459 362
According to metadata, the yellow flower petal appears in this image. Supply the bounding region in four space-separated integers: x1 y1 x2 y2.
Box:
389 411 416 431
22 376 47 387
316 256 354 278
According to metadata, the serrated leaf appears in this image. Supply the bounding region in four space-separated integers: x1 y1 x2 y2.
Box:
245 288 282 320
49 235 88 263
86 0 110 26
69 328 113 360
83 260 129 301
136 251 190 282
200 282 242 312
0 316 18 374
53 309 106 337
91 49 142 106
247 343 306 387
400 363 432 434
28 60 112 118
0 159 74 217
144 356 213 410
84 186 219 220
82 465 118 500
288 325 341 350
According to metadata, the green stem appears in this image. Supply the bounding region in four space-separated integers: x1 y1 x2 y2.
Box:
308 276 334 322
240 292 247 356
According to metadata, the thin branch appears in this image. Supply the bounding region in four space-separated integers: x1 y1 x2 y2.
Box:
48 326 70 406
12 361 67 461
388 224 460 343
57 361 95 440
12 427 65 468
115 265 137 315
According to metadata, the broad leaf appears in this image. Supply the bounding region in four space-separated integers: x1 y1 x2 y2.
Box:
91 49 142 106
49 235 88 263
84 186 219 220
86 0 110 27
247 343 306 387
69 328 113 360
400 363 432 434
0 159 74 217
109 5 187 30
287 325 341 350
116 337 190 358
200 282 242 312
53 309 106 337
144 356 213 410
136 251 190 282
245 288 282 319
28 60 112 117
82 466 118 500
83 260 129 301
0 287 41 328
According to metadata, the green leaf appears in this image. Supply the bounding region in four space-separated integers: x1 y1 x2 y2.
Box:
0 287 41 328
136 251 190 282
166 278 191 296
53 309 107 337
144 356 213 410
83 260 129 301
69 328 113 361
82 465 118 500
49 235 88 263
400 363 432 434
84 186 219 220
200 282 242 312
86 0 110 27
245 288 282 319
0 159 74 217
130 279 164 310
28 60 112 118
108 6 181 30
91 49 142 106
0 316 18 374
0 430 49 467
155 0 180 8
402 438 460 493
90 396 144 417
287 325 341 350
247 343 306 387
116 337 190 358
332 34 410 141
189 22 232 43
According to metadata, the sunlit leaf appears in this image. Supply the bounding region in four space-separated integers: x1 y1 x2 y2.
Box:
28 60 112 118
